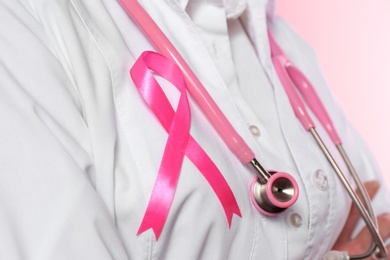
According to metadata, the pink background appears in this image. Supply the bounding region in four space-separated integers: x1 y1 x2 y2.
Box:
275 1 390 189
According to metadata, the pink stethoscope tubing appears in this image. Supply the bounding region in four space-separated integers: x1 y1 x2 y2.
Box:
268 32 387 259
119 0 299 216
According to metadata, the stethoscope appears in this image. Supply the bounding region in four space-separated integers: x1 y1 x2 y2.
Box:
119 0 387 258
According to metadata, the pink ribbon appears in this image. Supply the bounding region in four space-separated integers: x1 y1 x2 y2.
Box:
130 51 241 240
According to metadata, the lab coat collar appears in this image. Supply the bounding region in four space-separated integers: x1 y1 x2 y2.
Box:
177 0 274 19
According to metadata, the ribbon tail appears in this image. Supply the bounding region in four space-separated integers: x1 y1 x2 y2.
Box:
136 118 189 239
136 164 180 239
137 213 165 240
224 201 242 227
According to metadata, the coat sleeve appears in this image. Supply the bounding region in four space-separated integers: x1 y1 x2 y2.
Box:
0 2 128 259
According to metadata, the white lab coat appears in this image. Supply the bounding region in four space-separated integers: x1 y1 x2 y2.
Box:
0 0 388 259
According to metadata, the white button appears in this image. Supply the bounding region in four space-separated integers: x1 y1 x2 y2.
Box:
312 169 329 191
249 125 260 137
288 212 303 228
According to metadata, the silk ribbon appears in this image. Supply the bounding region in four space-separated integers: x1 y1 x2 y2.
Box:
130 51 241 240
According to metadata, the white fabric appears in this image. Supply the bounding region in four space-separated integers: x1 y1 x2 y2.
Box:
0 0 388 259
180 0 247 19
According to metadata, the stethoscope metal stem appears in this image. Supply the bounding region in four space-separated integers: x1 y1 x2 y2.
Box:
250 158 272 184
310 128 387 259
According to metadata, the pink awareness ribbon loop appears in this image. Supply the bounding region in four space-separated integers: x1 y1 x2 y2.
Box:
130 51 241 240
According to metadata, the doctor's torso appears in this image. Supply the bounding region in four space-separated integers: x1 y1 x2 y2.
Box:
0 0 387 259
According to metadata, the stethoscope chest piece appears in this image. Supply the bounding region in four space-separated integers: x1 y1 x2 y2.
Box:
250 171 299 216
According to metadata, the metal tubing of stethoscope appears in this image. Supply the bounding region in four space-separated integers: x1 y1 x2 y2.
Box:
337 145 380 259
337 145 378 226
309 128 387 259
249 158 272 184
